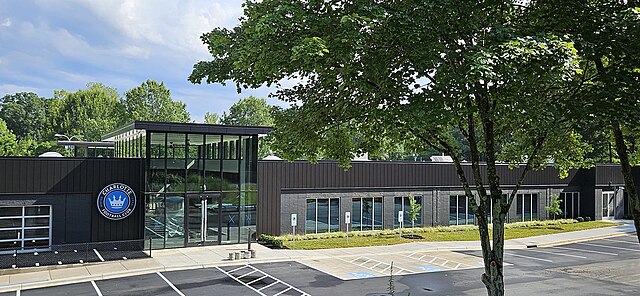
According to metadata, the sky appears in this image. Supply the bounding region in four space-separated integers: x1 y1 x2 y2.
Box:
0 0 288 122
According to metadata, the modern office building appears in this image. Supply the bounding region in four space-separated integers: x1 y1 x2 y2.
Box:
257 161 635 235
0 121 636 252
0 121 270 250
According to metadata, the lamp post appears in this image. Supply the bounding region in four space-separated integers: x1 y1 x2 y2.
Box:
54 134 84 156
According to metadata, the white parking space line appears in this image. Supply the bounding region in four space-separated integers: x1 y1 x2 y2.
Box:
216 265 311 296
551 246 618 256
91 281 103 296
527 249 587 259
15 290 19 296
505 252 553 263
576 242 640 252
93 249 105 262
156 272 185 296
601 238 640 245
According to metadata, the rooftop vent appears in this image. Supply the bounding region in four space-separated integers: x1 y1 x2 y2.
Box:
430 155 453 162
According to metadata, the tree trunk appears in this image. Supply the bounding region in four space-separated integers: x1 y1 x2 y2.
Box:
612 124 640 243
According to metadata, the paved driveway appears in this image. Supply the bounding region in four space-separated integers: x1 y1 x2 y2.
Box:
3 235 640 295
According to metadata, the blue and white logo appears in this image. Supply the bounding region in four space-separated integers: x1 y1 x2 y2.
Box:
97 183 136 220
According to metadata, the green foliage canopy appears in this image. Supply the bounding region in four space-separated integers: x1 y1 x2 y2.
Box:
189 1 594 294
123 80 190 123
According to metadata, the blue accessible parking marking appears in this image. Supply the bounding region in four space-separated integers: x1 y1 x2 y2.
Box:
348 272 377 278
417 266 442 272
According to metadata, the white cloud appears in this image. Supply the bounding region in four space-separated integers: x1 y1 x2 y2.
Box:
1 18 11 27
72 0 243 58
0 83 43 94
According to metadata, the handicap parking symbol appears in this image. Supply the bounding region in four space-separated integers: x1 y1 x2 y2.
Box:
417 266 442 272
348 272 376 279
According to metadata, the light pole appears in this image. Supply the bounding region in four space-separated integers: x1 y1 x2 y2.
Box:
54 133 84 156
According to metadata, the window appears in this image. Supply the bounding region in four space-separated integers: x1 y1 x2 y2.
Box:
560 192 580 219
449 195 475 225
602 192 615 218
305 198 340 234
0 206 51 251
394 196 422 227
515 194 538 222
352 197 383 231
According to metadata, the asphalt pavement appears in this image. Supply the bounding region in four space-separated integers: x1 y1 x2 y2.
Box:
3 234 639 296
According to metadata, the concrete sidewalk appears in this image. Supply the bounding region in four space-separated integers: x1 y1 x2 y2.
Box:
0 221 635 293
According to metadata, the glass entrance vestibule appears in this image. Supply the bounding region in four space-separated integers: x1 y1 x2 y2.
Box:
103 122 268 249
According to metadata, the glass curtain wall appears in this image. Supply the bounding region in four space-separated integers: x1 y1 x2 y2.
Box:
144 132 258 249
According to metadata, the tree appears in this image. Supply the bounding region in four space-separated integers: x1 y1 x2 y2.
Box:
407 194 421 229
0 118 19 156
545 194 562 220
219 96 276 158
123 80 190 123
204 112 221 124
0 92 51 141
52 83 125 141
190 2 589 295
529 1 640 242
221 96 275 127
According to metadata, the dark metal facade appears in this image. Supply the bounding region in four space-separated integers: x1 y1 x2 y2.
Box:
0 158 144 244
256 160 630 235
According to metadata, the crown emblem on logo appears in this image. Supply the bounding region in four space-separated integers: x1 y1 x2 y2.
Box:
108 195 126 209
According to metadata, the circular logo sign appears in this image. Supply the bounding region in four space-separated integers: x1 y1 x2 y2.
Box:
97 183 136 220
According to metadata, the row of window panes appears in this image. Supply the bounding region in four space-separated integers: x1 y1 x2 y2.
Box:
0 206 50 217
305 198 340 234
352 197 383 231
114 131 145 158
394 196 422 227
560 192 580 219
515 194 538 222
146 133 256 193
148 133 252 160
144 191 256 249
449 195 475 225
0 206 51 250
0 228 50 240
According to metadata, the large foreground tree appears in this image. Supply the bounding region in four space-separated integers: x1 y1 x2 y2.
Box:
190 1 588 295
529 0 640 241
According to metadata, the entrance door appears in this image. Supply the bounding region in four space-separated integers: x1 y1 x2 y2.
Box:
602 192 615 219
187 194 220 245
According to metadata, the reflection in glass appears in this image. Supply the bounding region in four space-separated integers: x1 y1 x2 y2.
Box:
221 191 240 244
145 194 165 249
186 134 205 192
164 194 185 248
330 199 340 232
306 199 316 234
240 191 257 242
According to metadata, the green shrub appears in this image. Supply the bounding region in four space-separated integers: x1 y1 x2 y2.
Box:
585 216 591 222
576 217 584 222
257 234 285 248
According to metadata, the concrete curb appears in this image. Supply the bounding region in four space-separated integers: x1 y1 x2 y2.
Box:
534 231 635 248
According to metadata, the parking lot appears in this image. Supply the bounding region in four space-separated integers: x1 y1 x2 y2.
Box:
1 235 639 295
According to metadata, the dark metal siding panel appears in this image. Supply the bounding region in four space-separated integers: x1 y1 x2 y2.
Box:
596 165 625 186
0 158 143 243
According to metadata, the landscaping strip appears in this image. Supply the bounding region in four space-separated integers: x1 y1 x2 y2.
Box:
258 220 619 250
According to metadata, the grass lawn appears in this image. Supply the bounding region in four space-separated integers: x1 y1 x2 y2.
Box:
282 221 616 250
